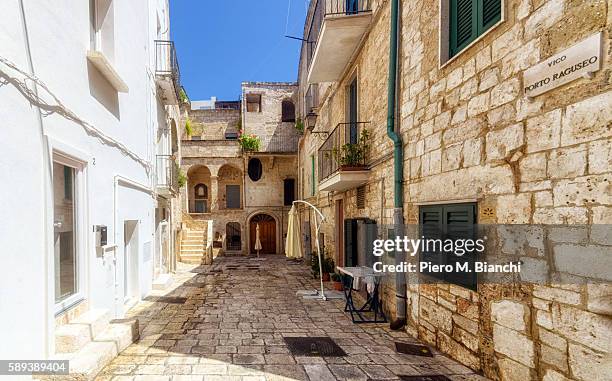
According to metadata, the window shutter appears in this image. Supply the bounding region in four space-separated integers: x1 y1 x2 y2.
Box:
443 204 477 291
226 185 240 209
420 206 445 279
344 219 358 267
450 0 477 57
480 0 501 31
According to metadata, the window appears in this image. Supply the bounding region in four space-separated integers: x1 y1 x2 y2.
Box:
449 0 502 58
347 77 358 144
226 185 240 209
193 184 208 213
226 222 241 251
246 94 262 112
53 161 78 304
284 179 296 206
310 155 316 197
419 203 478 290
281 100 296 122
89 0 115 60
247 158 263 181
225 131 239 140
356 185 366 209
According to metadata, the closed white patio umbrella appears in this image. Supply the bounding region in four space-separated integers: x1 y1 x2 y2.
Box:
255 223 262 257
285 204 303 259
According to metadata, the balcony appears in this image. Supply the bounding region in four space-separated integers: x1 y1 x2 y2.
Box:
306 0 372 84
155 40 181 105
156 155 178 195
318 122 370 192
261 134 300 154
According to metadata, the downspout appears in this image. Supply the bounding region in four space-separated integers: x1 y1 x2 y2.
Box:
386 0 406 330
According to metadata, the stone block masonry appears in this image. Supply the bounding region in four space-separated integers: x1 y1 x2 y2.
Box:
295 0 612 380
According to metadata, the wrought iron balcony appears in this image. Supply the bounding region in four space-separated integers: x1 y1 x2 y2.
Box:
306 0 373 83
317 122 370 191
155 40 181 105
156 155 178 195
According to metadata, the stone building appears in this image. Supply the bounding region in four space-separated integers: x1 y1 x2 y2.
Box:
295 0 611 380
179 82 300 261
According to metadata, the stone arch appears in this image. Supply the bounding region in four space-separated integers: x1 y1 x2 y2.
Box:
246 210 281 254
187 165 211 213
218 164 243 210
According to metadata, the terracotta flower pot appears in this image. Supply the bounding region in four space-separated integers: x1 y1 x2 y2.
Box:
332 281 343 291
322 273 330 282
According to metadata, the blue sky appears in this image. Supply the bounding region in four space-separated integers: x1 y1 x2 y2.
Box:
170 1 308 101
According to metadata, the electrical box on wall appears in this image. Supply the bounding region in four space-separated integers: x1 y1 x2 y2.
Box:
94 225 108 247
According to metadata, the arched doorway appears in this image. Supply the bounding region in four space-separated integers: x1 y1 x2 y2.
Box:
249 214 276 254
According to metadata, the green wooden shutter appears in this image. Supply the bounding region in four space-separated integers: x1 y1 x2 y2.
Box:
311 155 315 197
344 219 357 267
449 0 501 58
480 0 501 31
443 204 477 291
449 0 477 57
419 205 445 280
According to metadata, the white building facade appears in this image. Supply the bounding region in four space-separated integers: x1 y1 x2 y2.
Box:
0 0 181 361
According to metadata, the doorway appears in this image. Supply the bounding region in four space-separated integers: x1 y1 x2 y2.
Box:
335 199 344 266
123 220 139 304
249 214 276 254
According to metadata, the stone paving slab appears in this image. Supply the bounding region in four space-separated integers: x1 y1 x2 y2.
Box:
95 256 490 381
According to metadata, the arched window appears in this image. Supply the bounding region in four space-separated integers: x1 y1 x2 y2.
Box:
226 222 241 251
247 158 263 181
193 184 208 213
281 100 295 122
194 183 208 198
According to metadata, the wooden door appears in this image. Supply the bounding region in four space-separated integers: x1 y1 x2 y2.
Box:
250 214 276 254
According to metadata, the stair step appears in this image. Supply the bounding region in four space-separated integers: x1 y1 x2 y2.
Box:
72 309 110 339
55 323 92 354
49 319 138 381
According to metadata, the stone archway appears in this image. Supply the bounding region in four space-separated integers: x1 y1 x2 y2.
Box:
248 213 277 254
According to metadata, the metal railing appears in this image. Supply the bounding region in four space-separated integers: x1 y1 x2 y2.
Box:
188 199 209 214
156 155 178 192
306 0 373 69
264 134 300 153
154 40 181 98
318 122 369 181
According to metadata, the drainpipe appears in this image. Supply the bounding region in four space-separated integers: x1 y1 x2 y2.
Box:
386 0 406 330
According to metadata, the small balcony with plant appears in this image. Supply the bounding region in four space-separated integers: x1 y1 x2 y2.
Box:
318 122 370 192
155 40 181 105
306 0 373 83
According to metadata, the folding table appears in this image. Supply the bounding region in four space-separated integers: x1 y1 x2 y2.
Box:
337 266 387 324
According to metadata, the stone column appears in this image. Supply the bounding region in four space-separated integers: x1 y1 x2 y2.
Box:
210 176 219 212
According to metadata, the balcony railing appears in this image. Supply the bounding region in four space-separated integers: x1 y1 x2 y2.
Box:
156 155 178 193
155 40 181 102
318 122 369 181
306 0 373 70
305 84 319 115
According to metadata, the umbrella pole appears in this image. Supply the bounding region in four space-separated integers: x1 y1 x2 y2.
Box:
292 200 326 301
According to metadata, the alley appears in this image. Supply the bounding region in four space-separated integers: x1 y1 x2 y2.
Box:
97 256 488 381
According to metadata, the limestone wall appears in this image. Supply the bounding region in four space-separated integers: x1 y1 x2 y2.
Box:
296 0 611 380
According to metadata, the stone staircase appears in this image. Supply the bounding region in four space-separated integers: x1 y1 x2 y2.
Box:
43 309 138 380
179 228 208 264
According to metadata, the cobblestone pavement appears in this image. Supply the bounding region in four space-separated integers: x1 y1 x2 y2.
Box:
97 255 489 381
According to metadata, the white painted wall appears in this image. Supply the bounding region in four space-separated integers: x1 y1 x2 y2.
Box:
0 0 176 359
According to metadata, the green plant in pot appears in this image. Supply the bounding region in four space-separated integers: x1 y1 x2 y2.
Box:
311 254 335 281
330 272 343 291
333 128 370 170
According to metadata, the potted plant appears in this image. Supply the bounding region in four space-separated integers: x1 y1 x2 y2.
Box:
238 130 261 152
330 273 343 291
311 254 335 281
332 128 370 170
